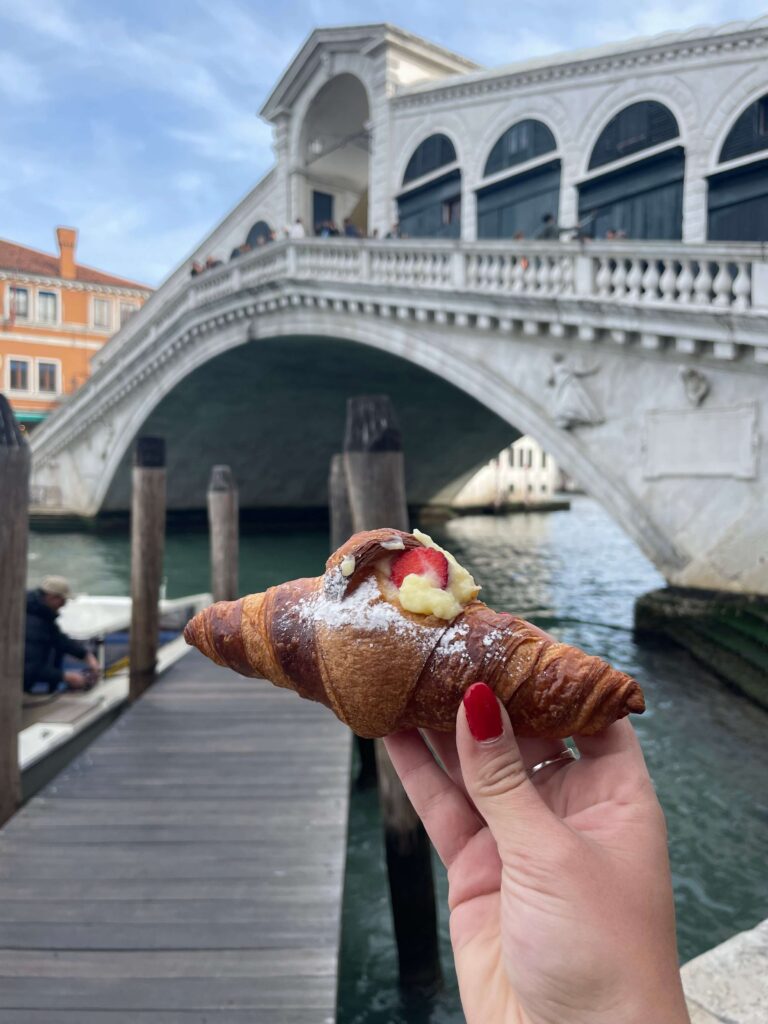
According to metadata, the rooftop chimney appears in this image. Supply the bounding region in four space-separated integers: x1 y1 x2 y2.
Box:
56 226 77 280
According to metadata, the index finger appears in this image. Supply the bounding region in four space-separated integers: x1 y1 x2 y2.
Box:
383 730 484 868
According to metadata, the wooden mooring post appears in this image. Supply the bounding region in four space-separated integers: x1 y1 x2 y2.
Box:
129 436 166 702
343 395 442 993
207 465 239 602
0 396 29 826
329 453 377 789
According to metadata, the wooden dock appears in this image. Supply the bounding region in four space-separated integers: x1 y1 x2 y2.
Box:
0 650 352 1022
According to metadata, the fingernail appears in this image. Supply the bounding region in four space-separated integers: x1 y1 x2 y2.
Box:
463 682 503 743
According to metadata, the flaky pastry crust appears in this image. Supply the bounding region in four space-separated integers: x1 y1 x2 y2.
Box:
184 528 645 738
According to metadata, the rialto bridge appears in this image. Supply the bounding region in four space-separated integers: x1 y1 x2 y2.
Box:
27 20 768 595
29 235 768 594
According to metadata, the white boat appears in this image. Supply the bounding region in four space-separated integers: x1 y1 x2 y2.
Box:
19 592 210 790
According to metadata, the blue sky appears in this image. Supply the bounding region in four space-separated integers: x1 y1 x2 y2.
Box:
1 0 765 287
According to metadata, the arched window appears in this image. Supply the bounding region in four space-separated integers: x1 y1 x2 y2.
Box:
708 94 768 241
484 120 556 177
403 134 456 185
245 220 272 248
579 100 683 240
719 95 768 163
588 101 679 170
478 119 560 239
398 134 461 239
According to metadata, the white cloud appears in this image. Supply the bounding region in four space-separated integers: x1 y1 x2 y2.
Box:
0 0 83 46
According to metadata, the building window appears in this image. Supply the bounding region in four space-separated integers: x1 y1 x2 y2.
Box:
93 297 111 329
484 119 557 177
119 301 137 326
542 452 548 468
588 101 679 170
38 290 58 323
403 134 457 185
759 97 768 136
442 196 461 226
37 361 59 394
9 286 29 319
9 358 30 391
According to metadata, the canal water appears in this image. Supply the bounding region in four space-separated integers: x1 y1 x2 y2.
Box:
27 497 768 1023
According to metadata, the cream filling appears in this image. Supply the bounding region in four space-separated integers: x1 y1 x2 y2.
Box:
395 529 480 620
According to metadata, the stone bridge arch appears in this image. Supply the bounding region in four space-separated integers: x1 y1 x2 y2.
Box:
29 237 768 593
68 306 683 581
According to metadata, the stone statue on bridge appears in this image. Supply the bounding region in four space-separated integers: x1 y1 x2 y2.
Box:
548 354 604 430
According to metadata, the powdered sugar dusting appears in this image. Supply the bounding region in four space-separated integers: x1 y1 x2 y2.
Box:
441 620 471 662
483 629 504 649
323 566 347 600
441 621 469 645
305 574 442 648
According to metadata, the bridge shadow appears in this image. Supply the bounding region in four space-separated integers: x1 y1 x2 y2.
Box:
99 335 518 515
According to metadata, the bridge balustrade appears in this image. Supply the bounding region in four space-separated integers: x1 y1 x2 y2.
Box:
29 235 768 470
92 237 768 377
201 237 762 312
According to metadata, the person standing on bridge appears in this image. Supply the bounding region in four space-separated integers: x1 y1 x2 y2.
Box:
23 576 100 694
289 218 306 239
535 212 561 240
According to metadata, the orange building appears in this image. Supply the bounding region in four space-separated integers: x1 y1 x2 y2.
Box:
0 227 152 431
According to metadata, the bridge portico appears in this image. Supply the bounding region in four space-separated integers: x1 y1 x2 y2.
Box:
29 237 768 595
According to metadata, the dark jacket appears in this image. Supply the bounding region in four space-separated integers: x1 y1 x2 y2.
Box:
23 589 86 692
536 221 560 240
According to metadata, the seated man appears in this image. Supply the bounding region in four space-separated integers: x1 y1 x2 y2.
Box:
24 576 100 694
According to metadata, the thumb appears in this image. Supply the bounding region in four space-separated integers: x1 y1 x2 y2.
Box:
457 682 555 858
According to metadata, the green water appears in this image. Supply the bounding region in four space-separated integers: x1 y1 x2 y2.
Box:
27 498 768 1023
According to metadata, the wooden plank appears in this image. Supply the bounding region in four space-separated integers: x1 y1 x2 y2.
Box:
1 823 339 843
0 880 338 902
4 804 345 827
0 922 339 949
0 898 336 924
0 948 333 977
0 978 336 1012
0 1012 335 1024
0 650 351 1019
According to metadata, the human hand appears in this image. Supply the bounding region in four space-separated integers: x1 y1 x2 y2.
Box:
384 682 690 1024
85 652 101 675
63 670 88 690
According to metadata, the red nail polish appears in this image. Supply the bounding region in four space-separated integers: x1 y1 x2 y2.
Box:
463 682 502 742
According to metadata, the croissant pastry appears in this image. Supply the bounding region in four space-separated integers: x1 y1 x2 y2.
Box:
184 528 645 738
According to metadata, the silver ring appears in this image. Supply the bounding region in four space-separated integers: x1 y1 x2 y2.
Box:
526 748 576 779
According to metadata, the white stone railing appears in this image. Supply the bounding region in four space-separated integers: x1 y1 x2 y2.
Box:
195 236 766 311
29 235 768 459
94 238 768 374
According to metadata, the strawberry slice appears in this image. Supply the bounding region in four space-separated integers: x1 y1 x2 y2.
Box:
390 547 449 590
